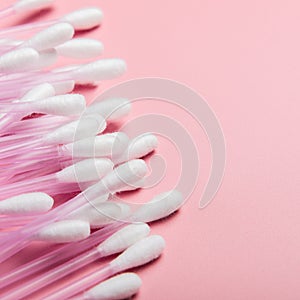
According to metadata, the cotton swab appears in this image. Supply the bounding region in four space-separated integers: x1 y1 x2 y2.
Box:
1 219 92 242
0 59 126 99
0 7 103 37
43 235 165 300
0 0 53 19
0 113 105 158
0 132 125 184
0 59 126 100
0 94 86 136
0 158 114 199
0 159 148 263
13 0 53 13
0 189 182 289
0 194 110 228
0 192 53 215
80 272 142 300
0 94 86 115
1 223 150 300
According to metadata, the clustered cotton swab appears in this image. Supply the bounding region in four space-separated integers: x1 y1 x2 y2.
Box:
0 1 186 299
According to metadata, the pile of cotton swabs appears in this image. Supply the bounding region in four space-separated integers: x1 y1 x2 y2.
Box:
0 1 184 299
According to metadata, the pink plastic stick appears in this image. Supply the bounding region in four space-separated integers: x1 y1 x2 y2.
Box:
0 178 109 263
0 216 35 227
0 222 123 289
44 265 114 300
1 248 101 300
0 20 55 37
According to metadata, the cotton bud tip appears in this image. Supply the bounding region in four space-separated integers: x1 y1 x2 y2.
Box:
116 133 158 164
110 235 165 272
21 83 55 102
14 0 54 12
22 23 74 51
52 80 75 95
101 160 148 193
61 132 129 159
73 59 126 82
84 273 142 300
62 8 103 31
0 48 39 73
56 158 113 183
134 190 184 223
44 114 106 144
29 94 86 116
97 223 150 257
0 193 53 215
56 39 104 59
35 220 90 243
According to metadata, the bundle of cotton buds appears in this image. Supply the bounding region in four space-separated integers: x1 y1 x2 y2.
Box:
0 1 184 299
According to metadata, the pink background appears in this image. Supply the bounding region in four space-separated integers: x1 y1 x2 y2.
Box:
1 0 300 299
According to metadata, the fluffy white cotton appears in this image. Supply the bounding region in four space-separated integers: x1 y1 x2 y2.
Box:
84 273 142 300
56 39 104 59
133 190 183 223
35 220 90 243
110 235 165 272
62 8 103 31
56 158 113 183
97 223 150 256
0 192 53 215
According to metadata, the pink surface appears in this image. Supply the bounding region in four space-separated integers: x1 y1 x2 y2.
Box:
1 0 300 299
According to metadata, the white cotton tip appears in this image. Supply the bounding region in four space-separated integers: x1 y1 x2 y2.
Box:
35 220 90 243
87 98 131 122
68 201 130 228
0 48 39 73
14 0 53 12
56 39 104 59
84 273 142 300
97 223 150 257
22 23 74 51
101 159 148 194
110 235 165 272
56 158 113 183
21 83 55 102
115 133 158 164
73 59 126 82
61 132 129 159
29 94 86 116
35 48 58 68
62 8 103 31
52 80 75 95
0 192 53 215
134 190 184 223
44 114 106 144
